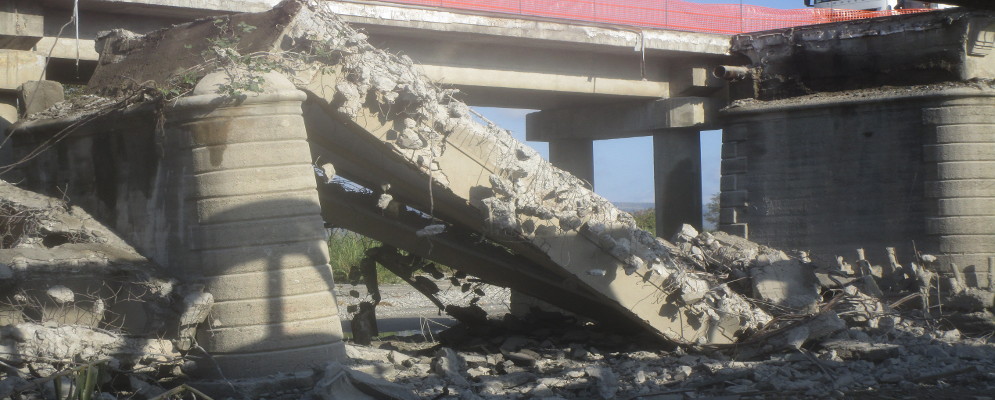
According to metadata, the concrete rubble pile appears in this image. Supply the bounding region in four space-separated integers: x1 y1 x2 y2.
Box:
342 309 995 399
0 0 992 398
0 181 211 399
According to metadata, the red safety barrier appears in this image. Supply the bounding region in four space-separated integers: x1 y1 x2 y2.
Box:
368 0 934 34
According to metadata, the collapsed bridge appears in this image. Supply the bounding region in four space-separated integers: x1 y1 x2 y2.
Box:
8 0 769 380
6 0 995 391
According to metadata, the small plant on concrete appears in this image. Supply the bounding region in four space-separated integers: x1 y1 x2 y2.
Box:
202 18 284 99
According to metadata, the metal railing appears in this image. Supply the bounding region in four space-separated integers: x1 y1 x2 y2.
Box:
369 0 933 34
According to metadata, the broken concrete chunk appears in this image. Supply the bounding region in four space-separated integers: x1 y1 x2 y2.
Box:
415 224 446 237
396 128 425 149
585 366 618 400
45 285 74 304
822 340 900 362
17 80 65 117
377 193 393 210
432 347 470 387
750 260 820 312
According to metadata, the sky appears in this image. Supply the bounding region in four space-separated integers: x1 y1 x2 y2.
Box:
473 0 803 207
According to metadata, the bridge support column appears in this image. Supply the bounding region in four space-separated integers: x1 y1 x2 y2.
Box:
167 70 345 379
654 129 702 238
548 139 594 187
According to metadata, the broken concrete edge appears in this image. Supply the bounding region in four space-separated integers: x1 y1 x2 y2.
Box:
317 181 641 330
729 8 995 100
722 84 995 115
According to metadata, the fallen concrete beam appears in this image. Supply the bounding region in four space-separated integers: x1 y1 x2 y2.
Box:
316 181 637 329
86 0 770 345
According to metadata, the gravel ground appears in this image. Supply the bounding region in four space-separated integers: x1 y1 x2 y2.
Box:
344 315 995 400
335 280 512 334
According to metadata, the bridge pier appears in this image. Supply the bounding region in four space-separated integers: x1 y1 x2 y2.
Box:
165 70 346 379
654 129 703 238
9 69 348 380
721 8 995 301
548 139 595 187
527 98 715 238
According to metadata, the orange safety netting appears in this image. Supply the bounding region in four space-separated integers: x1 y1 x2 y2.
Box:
370 0 934 34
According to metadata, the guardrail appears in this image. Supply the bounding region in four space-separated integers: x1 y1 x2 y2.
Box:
371 0 932 34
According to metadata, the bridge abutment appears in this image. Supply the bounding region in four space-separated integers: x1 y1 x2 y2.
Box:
10 69 347 380
721 8 995 302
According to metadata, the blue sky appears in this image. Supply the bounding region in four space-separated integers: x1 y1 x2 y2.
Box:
474 0 802 205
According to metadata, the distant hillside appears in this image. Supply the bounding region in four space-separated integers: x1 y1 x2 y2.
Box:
611 202 718 232
613 202 654 213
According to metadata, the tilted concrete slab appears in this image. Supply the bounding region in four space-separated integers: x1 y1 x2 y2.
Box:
86 0 769 345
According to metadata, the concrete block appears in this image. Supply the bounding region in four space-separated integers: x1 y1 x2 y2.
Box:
924 143 995 162
208 291 340 328
721 142 737 158
0 0 43 50
723 126 748 142
926 179 995 198
934 125 995 144
0 50 45 92
720 190 748 207
719 207 743 224
936 198 995 217
924 106 995 126
16 80 63 117
933 162 995 180
939 235 995 253
926 216 995 235
720 223 748 239
720 175 737 191
721 157 747 174
750 260 820 311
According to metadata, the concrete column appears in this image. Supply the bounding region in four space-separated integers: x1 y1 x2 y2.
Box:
924 97 995 289
548 139 594 186
167 70 345 379
654 129 702 239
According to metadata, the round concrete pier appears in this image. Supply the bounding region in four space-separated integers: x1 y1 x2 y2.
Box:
167 70 345 379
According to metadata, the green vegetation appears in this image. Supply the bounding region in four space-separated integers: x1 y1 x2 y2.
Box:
632 208 656 237
630 193 721 237
704 192 720 230
327 230 403 284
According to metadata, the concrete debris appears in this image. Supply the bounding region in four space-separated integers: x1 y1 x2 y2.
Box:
749 260 820 312
312 362 419 400
0 323 179 368
16 80 64 118
0 182 220 399
315 162 337 184
340 312 995 399
44 285 74 304
415 224 446 237
433 347 471 387
76 0 773 344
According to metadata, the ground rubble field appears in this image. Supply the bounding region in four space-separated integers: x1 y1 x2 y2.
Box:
344 311 995 400
330 227 995 400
